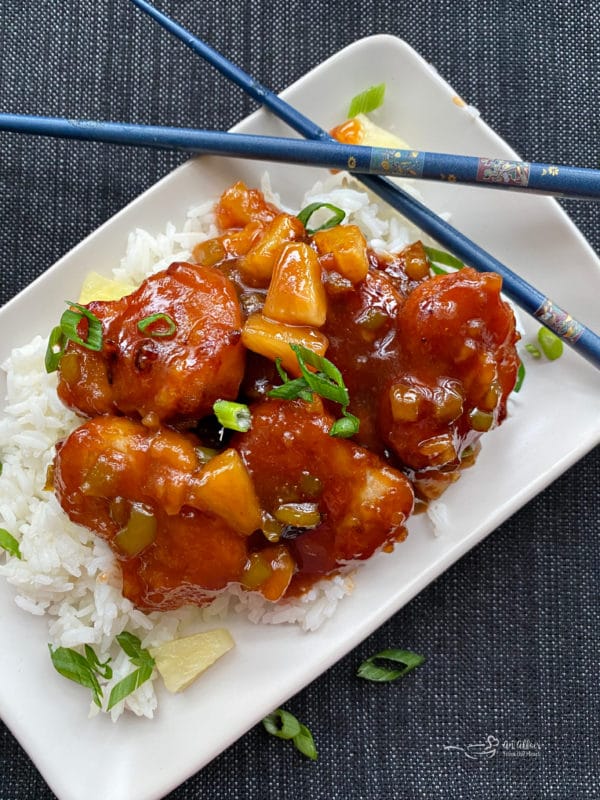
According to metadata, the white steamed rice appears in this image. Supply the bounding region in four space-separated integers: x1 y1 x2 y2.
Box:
0 172 429 720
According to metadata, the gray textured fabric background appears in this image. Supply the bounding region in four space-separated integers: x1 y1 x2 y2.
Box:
1 1 599 798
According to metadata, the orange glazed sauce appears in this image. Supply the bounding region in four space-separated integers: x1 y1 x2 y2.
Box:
52 181 519 611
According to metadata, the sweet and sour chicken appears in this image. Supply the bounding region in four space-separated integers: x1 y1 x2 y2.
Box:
52 180 520 611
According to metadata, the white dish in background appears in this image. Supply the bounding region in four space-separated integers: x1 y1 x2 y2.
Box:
1 34 599 800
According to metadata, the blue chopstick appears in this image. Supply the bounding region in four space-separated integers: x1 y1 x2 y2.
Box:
4 111 600 201
127 0 600 371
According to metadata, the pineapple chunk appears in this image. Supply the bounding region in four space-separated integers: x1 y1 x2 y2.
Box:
78 271 136 304
190 448 262 536
193 220 266 266
215 181 277 228
354 113 411 149
241 213 305 285
150 629 235 693
242 313 328 374
263 242 327 326
313 224 369 284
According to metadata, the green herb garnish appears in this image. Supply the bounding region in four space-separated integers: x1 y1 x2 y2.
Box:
49 644 111 708
537 326 564 361
291 345 349 406
292 723 318 761
272 358 314 402
137 312 177 338
524 342 542 358
0 528 22 559
268 345 359 438
347 83 386 118
329 410 361 438
45 300 103 373
84 644 113 680
263 708 301 739
357 648 425 682
49 634 153 711
107 632 155 711
297 202 345 235
60 301 103 352
263 709 318 760
424 246 465 275
107 663 154 709
44 325 66 373
213 399 252 432
513 361 526 393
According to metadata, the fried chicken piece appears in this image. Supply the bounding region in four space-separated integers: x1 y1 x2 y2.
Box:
234 398 414 576
57 262 245 423
381 267 520 477
53 416 259 609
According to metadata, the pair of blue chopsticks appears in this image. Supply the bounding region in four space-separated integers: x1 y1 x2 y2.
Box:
2 0 599 370
3 113 600 201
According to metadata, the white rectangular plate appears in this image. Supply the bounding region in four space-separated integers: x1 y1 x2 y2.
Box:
1 35 599 800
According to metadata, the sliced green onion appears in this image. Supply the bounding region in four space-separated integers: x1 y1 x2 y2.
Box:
263 709 318 760
537 327 564 361
49 633 152 711
114 631 154 668
424 246 465 274
268 346 359 438
137 312 177 338
297 202 345 235
513 362 526 393
348 83 386 118
262 709 301 740
0 528 22 559
213 399 252 432
107 632 155 711
107 664 154 711
428 265 445 276
49 645 105 708
84 644 113 680
268 358 314 402
44 325 66 373
329 410 360 439
525 342 542 358
293 723 318 761
291 344 349 407
267 380 313 401
274 358 289 384
60 301 103 351
357 648 425 682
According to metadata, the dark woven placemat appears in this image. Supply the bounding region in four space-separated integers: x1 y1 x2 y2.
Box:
1 1 599 798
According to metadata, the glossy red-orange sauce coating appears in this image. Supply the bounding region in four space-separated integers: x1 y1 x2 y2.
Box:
52 180 519 611
323 261 519 489
54 417 249 607
57 261 245 423
234 399 413 577
54 406 413 609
